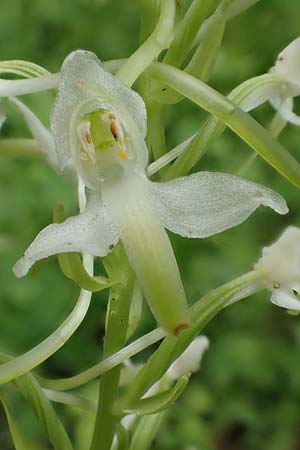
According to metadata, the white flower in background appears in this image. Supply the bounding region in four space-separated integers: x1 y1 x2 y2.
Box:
122 336 209 396
6 51 288 334
167 335 209 380
255 226 300 310
269 37 300 126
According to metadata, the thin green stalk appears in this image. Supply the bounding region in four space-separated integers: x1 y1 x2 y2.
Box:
40 328 166 391
90 247 135 450
236 106 288 176
146 62 300 186
0 286 92 384
118 270 265 407
0 138 41 158
116 0 176 87
0 178 93 385
163 0 219 67
146 101 168 176
185 0 235 82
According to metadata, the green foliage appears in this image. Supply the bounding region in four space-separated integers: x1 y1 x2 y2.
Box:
1 1 300 449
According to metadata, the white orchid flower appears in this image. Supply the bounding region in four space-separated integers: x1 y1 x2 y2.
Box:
11 51 288 334
269 37 300 126
255 226 300 310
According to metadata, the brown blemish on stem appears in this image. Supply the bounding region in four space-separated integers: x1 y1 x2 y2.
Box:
173 322 189 336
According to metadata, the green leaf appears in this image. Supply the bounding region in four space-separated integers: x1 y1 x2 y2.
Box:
53 204 114 292
0 353 74 450
0 393 34 450
119 374 190 415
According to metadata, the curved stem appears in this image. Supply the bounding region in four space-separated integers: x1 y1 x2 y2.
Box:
0 138 41 158
0 181 93 385
116 0 176 87
0 73 59 96
146 62 300 186
40 328 166 391
0 287 92 385
163 0 218 67
159 74 283 180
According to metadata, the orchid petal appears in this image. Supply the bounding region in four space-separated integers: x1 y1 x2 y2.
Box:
13 192 119 277
149 172 288 238
51 50 147 169
9 97 58 167
270 37 300 92
271 289 300 311
270 96 300 126
167 336 209 380
0 74 59 97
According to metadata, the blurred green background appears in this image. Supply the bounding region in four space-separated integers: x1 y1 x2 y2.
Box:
1 0 300 449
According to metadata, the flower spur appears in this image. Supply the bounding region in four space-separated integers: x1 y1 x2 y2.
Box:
11 51 288 334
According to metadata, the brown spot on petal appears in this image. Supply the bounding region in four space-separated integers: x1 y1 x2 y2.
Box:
173 322 189 336
85 132 92 144
110 121 119 141
273 282 280 289
108 244 114 251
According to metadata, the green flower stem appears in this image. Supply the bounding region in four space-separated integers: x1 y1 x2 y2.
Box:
0 60 50 78
146 101 167 175
0 182 93 386
115 0 176 87
118 270 265 407
0 138 41 158
146 62 300 185
268 109 289 138
161 74 283 180
186 0 234 82
0 272 92 385
90 247 135 450
163 0 219 67
236 107 287 176
41 271 264 394
40 328 166 391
